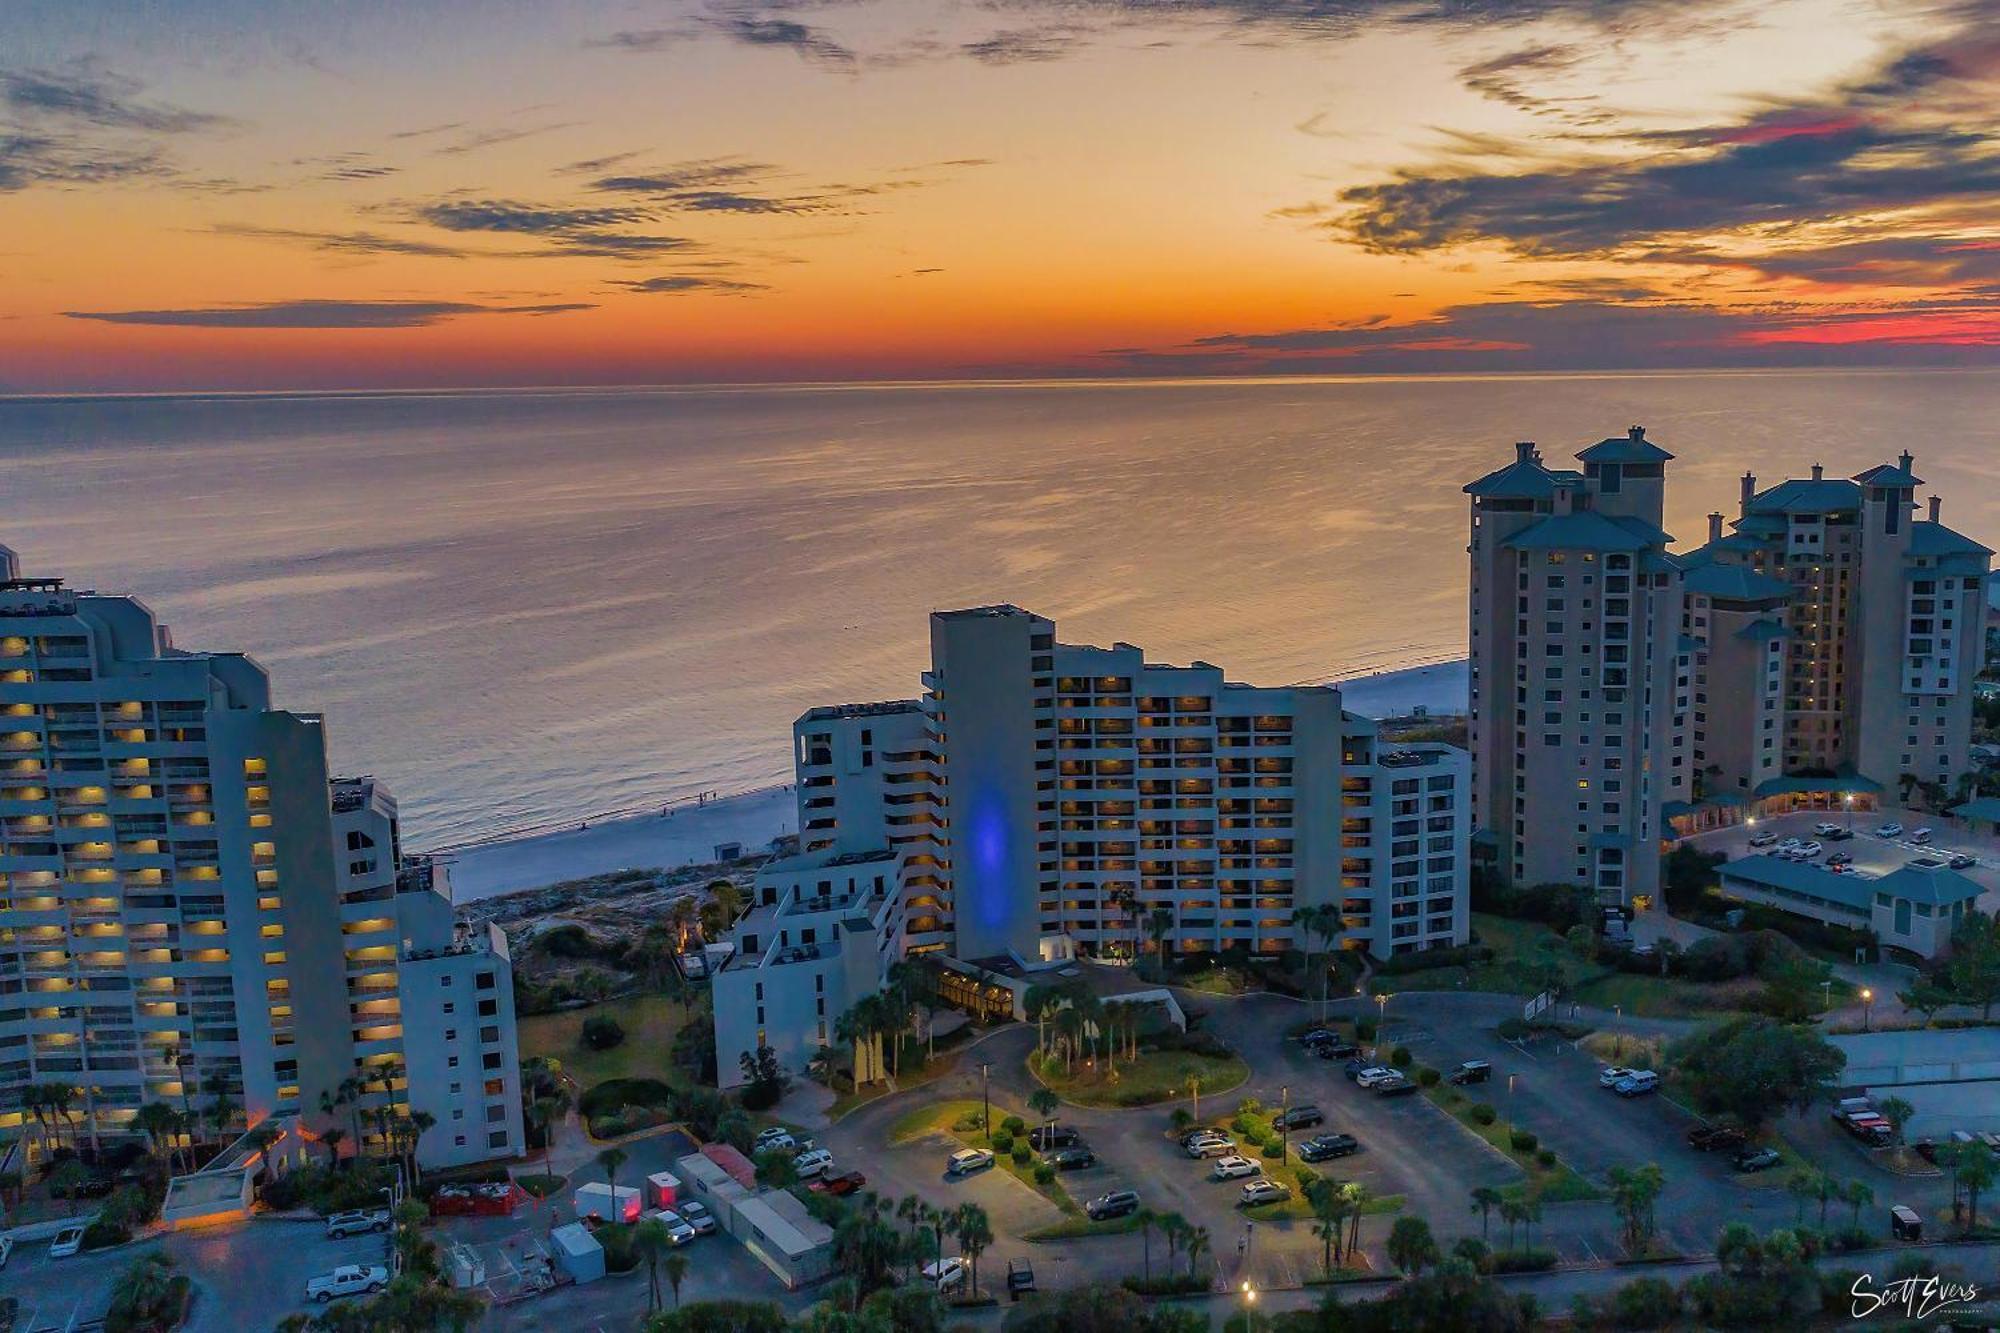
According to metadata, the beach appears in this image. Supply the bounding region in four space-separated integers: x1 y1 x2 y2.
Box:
444 659 1469 905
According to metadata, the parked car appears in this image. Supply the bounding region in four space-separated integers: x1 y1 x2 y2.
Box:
1185 1135 1235 1159
1298 1028 1336 1046
1794 841 1824 858
1298 1133 1361 1162
1814 822 1841 837
48 1225 86 1260
644 1209 698 1245
1355 1067 1401 1089
1876 823 1904 838
1910 828 1934 844
1827 852 1855 868
1238 1179 1290 1207
306 1265 388 1303
1733 1148 1782 1173
1180 1126 1229 1148
1688 1124 1747 1152
792 1148 835 1179
679 1200 718 1235
922 1257 967 1291
1598 1066 1637 1088
1046 1145 1097 1171
1748 831 1778 847
1825 827 1855 841
1318 1040 1361 1060
948 1148 995 1176
809 1170 867 1196
1210 1154 1261 1181
1447 1060 1493 1086
1275 1105 1324 1130
754 1127 797 1153
1613 1071 1660 1098
1890 1205 1923 1241
1949 853 1977 870
1007 1258 1036 1300
325 1208 392 1238
1377 1075 1419 1097
1028 1125 1080 1151
1087 1189 1141 1221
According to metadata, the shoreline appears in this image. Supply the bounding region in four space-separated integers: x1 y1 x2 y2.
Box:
443 657 1470 907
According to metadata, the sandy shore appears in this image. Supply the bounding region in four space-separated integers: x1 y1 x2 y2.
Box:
441 657 1470 905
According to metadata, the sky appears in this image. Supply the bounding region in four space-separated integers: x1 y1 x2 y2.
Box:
4 0 2000 390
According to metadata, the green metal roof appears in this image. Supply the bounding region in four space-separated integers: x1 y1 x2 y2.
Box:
1854 462 1922 488
1910 521 1994 559
1503 510 1665 554
1721 855 1873 915
1874 860 1984 907
1577 427 1674 465
1747 478 1862 516
1684 562 1793 602
1464 458 1562 500
1950 796 2000 823
1735 618 1789 642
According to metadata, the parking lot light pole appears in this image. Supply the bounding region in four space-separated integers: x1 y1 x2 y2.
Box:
980 1062 992 1138
1862 988 1873 1032
1374 992 1389 1059
1279 1085 1289 1165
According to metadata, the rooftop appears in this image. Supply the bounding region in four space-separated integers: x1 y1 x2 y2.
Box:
1503 509 1671 553
1910 521 1993 560
802 700 922 721
1745 477 1862 516
1853 458 1923 489
1683 562 1793 603
1576 425 1673 465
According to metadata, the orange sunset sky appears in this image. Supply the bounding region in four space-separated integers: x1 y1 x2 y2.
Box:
5 0 2000 390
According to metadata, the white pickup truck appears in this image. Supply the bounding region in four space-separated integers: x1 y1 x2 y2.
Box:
306 1264 388 1303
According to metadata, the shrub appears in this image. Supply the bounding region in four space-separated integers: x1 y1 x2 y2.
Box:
952 1111 985 1133
1470 1105 1498 1126
1390 1046 1413 1069
1033 1163 1056 1185
990 1131 1013 1155
1354 1020 1376 1041
581 1014 626 1051
597 1223 641 1274
1611 1275 1682 1329
577 1078 675 1120
1011 1144 1032 1166
1120 1274 1210 1296
1536 1148 1557 1169
1495 1017 1529 1040
1489 1248 1557 1273
1169 1108 1194 1132
1509 1129 1539 1153
1260 1142 1284 1160
1001 1115 1026 1136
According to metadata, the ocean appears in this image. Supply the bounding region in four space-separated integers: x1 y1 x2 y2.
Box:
4 369 1997 848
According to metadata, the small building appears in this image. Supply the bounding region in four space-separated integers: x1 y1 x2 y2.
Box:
550 1222 605 1285
573 1182 641 1224
1950 796 2000 838
646 1170 680 1209
675 1152 834 1290
1717 855 1983 958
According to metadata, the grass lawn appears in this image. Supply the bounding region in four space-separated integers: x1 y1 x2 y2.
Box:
888 1098 1093 1229
1029 1045 1248 1109
1369 914 1563 996
827 1047 966 1121
518 993 693 1090
1242 1183 1407 1224
1177 965 1252 996
1570 971 1763 1020
516 1173 567 1198
1426 1083 1604 1204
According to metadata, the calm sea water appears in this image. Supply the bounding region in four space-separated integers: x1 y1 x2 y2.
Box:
4 370 1997 847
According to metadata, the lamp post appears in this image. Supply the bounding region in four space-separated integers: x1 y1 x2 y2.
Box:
1189 1074 1201 1124
980 1061 992 1138
1241 1278 1259 1330
1845 792 1856 831
1861 988 1874 1032
1374 992 1389 1059
1279 1085 1289 1165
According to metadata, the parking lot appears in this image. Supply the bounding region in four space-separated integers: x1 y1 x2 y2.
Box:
1686 805 2000 915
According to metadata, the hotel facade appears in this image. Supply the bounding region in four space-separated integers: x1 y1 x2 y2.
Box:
716 605 1469 1086
1466 431 1992 905
0 543 519 1170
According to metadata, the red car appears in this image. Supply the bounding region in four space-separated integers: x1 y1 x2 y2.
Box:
808 1170 867 1196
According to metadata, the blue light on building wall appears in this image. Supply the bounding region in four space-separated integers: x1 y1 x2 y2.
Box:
967 786 1012 935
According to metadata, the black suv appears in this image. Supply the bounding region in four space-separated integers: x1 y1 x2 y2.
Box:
1297 1132 1360 1162
1028 1124 1080 1151
1276 1105 1324 1130
1316 1040 1360 1060
1045 1145 1096 1171
1688 1123 1747 1152
1446 1060 1492 1086
1087 1190 1140 1221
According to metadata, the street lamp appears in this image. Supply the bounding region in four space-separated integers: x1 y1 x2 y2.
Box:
1279 1085 1290 1165
1861 988 1874 1032
980 1061 992 1137
1374 992 1389 1059
1845 793 1856 831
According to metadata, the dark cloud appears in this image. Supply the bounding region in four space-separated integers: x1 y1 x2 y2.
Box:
1456 43 1590 115
0 130 164 191
583 27 697 53
434 122 578 157
615 275 769 294
2 66 227 134
962 27 1090 64
701 15 854 66
545 232 703 258
591 159 775 195
208 223 470 259
414 199 656 235
1659 236 2000 291
63 298 593 329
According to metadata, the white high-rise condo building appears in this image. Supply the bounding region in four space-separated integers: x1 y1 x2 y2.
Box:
0 543 520 1173
1466 431 1992 905
716 605 1469 1086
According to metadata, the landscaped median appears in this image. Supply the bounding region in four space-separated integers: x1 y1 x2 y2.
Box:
1425 1078 1603 1204
886 1098 1133 1239
1028 1029 1247 1108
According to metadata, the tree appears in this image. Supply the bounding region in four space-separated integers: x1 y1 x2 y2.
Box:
1661 844 1725 915
1785 1169 1817 1226
1899 976 1957 1027
1607 1164 1665 1253
1029 1088 1061 1143
1147 908 1175 979
582 1014 626 1051
106 1251 182 1333
598 1145 628 1199
1184 1224 1210 1280
1947 911 2000 1019
49 1159 88 1216
1387 1216 1440 1278
952 1202 993 1297
1952 1141 1997 1233
739 1046 787 1110
644 1300 788 1333
1135 1208 1158 1284
1497 1199 1526 1253
1670 1016 1845 1130
1469 1185 1503 1241
1342 1181 1369 1260
1876 1095 1915 1147
635 1217 672 1312
1308 1178 1351 1273
663 1251 690 1310
1843 1178 1874 1232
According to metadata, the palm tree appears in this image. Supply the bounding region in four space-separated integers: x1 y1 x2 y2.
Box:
1955 1143 1996 1233
200 1070 235 1143
668 895 699 951
663 1250 690 1309
1147 908 1175 980
1342 1181 1369 1260
407 1110 436 1186
49 1159 87 1215
634 1216 671 1311
1185 1224 1211 1280
598 1146 628 1199
134 1101 177 1164
953 1202 993 1298
1029 1088 1061 1144
321 1127 346 1172
1136 1207 1158 1283
1309 1180 1349 1273
1498 1199 1526 1253
1469 1185 1503 1241
336 1075 365 1151
107 1251 178 1329
1845 1178 1874 1232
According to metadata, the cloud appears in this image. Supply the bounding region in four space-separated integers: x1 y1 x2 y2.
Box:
413 199 656 235
0 131 165 192
207 223 471 259
590 159 775 195
63 298 593 329
583 27 697 53
2 66 227 134
962 27 1089 65
615 275 769 294
700 14 854 67
1455 43 1588 114
434 122 578 157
